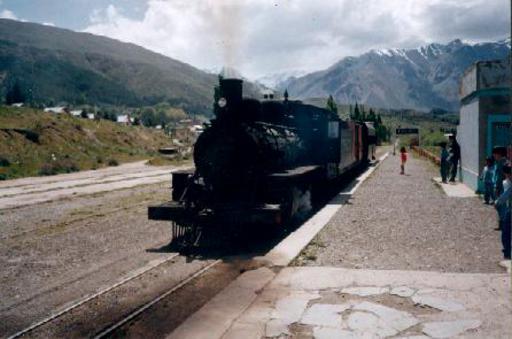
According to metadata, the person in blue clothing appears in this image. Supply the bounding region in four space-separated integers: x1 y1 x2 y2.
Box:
439 142 449 183
480 157 495 204
492 146 508 198
494 164 511 261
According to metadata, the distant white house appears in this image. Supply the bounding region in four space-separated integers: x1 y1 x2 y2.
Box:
116 114 132 124
44 106 67 114
155 125 163 129
70 110 83 117
11 103 24 107
190 124 204 134
87 113 95 120
261 89 275 100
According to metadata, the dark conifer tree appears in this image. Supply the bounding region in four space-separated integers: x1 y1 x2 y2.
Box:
353 102 360 121
326 95 338 114
5 80 25 104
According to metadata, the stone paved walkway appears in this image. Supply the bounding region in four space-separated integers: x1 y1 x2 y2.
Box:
299 153 503 273
219 267 510 339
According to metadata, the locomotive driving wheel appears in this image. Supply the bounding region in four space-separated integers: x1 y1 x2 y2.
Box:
280 184 312 223
171 221 202 248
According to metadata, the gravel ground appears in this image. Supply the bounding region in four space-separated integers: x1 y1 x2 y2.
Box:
0 160 186 209
0 182 177 336
297 153 503 273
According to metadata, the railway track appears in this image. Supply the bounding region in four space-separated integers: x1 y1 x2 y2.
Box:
7 253 220 339
94 260 221 338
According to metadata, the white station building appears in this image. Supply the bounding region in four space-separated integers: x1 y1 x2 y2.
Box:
457 59 511 191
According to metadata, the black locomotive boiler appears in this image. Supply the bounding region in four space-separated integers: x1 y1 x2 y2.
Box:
148 78 375 240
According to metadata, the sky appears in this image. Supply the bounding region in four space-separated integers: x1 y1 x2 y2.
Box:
0 0 509 79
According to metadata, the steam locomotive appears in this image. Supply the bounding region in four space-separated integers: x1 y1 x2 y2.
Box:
148 79 375 240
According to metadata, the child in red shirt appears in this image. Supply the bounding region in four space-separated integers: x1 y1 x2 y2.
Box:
400 147 407 175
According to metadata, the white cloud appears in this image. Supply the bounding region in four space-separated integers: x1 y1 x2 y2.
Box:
0 9 18 20
84 0 509 78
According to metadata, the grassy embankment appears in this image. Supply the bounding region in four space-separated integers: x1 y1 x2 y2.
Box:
0 106 174 179
379 110 458 154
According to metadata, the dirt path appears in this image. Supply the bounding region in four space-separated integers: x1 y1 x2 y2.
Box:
0 161 190 210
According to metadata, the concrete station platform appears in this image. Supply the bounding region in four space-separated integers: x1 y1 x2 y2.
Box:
432 177 477 198
167 153 511 339
171 267 510 339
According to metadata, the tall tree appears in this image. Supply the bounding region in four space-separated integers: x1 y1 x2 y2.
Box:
368 108 376 122
353 102 360 121
141 107 156 126
326 95 338 114
5 80 25 104
360 104 366 121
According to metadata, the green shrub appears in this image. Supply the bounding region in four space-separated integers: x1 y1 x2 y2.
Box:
421 131 447 146
39 159 80 176
0 173 7 180
17 129 40 143
107 159 119 166
0 156 10 167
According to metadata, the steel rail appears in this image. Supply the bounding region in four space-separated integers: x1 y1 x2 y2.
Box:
94 259 222 339
8 253 181 339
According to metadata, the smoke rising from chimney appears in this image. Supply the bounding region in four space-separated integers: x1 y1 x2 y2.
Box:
211 1 243 77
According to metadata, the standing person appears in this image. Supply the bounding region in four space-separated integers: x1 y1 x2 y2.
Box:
440 142 449 183
493 146 508 198
480 157 495 204
400 147 407 175
448 134 460 182
494 165 511 262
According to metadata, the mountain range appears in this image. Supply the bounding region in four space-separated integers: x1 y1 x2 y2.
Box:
0 19 222 114
279 39 510 111
0 18 509 114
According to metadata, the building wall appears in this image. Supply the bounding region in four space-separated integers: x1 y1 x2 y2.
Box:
458 59 511 192
460 65 477 99
458 99 480 191
478 60 510 91
481 94 511 156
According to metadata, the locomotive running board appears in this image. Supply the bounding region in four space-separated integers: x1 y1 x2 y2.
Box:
148 201 282 225
148 201 189 221
267 165 321 184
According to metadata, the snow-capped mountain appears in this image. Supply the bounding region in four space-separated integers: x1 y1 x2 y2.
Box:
255 70 308 89
278 39 510 111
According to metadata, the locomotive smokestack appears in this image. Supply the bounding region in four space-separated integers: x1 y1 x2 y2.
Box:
220 78 243 109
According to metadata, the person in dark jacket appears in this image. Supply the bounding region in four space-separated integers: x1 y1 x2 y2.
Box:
495 164 511 260
493 146 508 198
448 135 460 182
440 142 449 183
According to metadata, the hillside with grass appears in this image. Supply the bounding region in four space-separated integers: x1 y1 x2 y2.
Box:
0 106 172 179
0 19 263 115
0 19 219 114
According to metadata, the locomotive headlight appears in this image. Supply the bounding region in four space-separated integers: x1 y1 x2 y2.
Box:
218 97 227 108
